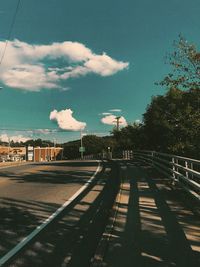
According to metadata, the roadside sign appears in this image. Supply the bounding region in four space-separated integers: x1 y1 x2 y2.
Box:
79 147 85 152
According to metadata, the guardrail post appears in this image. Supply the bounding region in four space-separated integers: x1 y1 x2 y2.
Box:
176 158 179 182
172 157 176 183
190 162 194 180
151 151 154 167
185 160 189 179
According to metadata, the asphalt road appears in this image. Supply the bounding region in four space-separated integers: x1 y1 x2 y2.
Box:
0 160 100 259
2 160 199 267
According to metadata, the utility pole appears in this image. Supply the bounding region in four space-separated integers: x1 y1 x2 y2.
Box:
113 116 122 131
53 138 57 161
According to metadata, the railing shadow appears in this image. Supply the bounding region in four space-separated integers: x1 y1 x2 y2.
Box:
2 161 199 267
0 162 97 185
3 161 120 267
0 198 60 258
146 169 198 267
101 162 200 267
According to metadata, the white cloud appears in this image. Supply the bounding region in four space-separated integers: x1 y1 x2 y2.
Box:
2 64 57 91
100 112 112 116
59 87 70 92
135 119 142 124
84 53 128 76
0 39 129 91
0 134 31 143
33 129 57 135
101 115 127 127
50 108 86 131
109 109 122 112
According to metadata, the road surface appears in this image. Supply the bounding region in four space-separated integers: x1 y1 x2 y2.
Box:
1 160 199 267
0 160 101 260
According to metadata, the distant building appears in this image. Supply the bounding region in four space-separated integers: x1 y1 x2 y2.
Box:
0 145 63 162
32 147 63 162
0 146 26 162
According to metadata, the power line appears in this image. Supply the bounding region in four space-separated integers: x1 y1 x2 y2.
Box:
0 0 21 66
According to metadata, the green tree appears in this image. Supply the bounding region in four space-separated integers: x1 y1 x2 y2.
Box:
82 135 104 155
112 123 146 153
143 88 200 157
63 140 80 159
158 35 200 90
25 139 54 147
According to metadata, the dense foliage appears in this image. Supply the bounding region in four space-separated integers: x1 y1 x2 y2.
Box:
143 88 200 157
113 36 200 159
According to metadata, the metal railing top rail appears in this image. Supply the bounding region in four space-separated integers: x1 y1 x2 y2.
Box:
135 153 200 179
133 149 200 201
134 150 200 165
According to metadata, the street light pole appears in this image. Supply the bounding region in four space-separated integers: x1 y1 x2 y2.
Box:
8 137 10 161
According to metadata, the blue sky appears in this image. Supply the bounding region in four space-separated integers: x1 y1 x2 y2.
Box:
0 0 200 143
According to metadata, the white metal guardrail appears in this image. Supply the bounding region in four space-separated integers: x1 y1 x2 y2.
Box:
133 150 200 202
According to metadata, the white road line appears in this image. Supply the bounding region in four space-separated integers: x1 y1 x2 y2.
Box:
0 160 101 266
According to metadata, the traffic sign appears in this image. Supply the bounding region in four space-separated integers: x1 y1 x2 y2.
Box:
79 147 85 152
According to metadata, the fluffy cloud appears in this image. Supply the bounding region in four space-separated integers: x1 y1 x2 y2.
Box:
0 39 129 91
50 108 86 131
101 115 127 127
0 134 31 143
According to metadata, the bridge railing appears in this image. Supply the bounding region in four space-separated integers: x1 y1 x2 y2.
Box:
133 150 200 202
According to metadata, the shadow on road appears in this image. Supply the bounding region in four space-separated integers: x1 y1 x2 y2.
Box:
2 161 120 267
0 164 95 185
0 198 60 258
1 161 199 267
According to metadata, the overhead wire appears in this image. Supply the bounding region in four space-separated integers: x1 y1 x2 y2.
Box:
0 0 21 66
